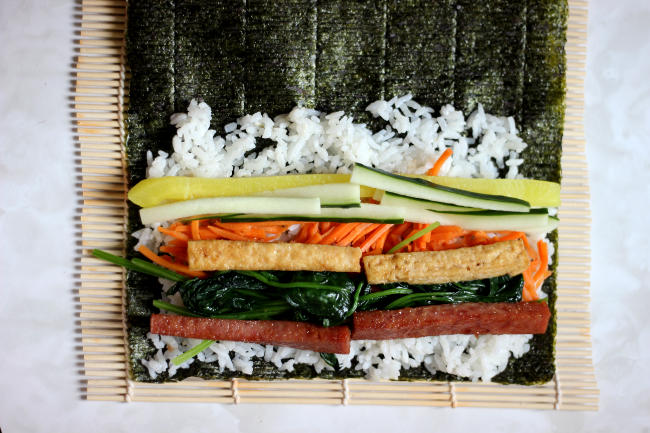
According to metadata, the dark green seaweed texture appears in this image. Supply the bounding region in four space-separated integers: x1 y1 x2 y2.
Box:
245 0 317 114
518 0 567 183
316 0 385 123
125 0 176 185
125 0 567 385
385 0 456 108
174 0 246 132
454 0 527 118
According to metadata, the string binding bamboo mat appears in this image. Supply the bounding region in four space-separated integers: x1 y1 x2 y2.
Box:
73 0 597 410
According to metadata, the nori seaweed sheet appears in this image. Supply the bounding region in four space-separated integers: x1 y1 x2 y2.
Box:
174 0 246 133
315 0 386 123
125 0 177 322
244 0 317 114
124 0 566 385
454 0 527 117
385 0 456 109
518 0 567 183
125 0 176 185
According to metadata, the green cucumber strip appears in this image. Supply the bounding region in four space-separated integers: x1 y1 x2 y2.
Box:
387 222 440 254
220 203 406 224
180 213 242 222
172 339 214 366
400 208 549 232
350 163 530 212
221 215 403 224
381 191 479 212
140 196 321 225
525 216 559 237
259 183 361 208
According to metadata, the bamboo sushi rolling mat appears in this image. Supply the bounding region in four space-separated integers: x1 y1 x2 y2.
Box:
73 0 597 410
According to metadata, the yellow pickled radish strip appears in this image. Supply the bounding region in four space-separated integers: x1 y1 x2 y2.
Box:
129 174 560 209
417 176 561 208
128 174 351 208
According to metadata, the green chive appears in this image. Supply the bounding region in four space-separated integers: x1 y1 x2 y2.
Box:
171 339 214 366
387 222 440 254
152 300 198 317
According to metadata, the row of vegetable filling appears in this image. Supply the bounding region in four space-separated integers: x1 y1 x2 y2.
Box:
96 163 557 366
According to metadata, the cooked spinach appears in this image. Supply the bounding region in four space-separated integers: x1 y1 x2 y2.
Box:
358 274 524 310
167 270 364 326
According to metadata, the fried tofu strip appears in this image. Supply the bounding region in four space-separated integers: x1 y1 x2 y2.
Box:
188 239 362 272
363 239 530 285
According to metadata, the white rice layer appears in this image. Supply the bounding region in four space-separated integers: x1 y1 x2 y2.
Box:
147 93 527 180
139 96 537 382
142 333 531 383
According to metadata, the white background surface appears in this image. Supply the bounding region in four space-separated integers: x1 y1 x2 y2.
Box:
1 0 649 431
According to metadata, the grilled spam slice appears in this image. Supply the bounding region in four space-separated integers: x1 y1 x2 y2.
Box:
188 240 362 272
363 239 530 285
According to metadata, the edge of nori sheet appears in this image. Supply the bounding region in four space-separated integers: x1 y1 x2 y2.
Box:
124 0 565 385
518 0 568 183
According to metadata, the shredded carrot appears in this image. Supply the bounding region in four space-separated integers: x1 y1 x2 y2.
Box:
137 245 207 278
320 223 357 245
305 223 323 244
190 220 201 240
426 148 453 176
391 225 424 253
533 240 549 282
159 245 189 261
496 231 524 242
293 223 310 243
319 222 332 233
205 225 251 241
336 223 372 246
158 226 189 242
167 239 188 248
351 224 381 246
359 224 393 252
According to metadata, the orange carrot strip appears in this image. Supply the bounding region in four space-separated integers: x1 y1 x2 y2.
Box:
359 224 393 252
391 223 412 238
211 222 270 240
374 227 392 252
137 245 207 278
167 239 188 248
391 225 424 253
428 231 466 243
426 148 453 176
198 228 220 240
496 231 524 242
158 227 189 242
190 220 201 240
168 221 183 230
206 226 251 241
533 240 549 282
293 224 310 243
520 234 537 260
431 225 464 234
319 222 332 233
159 245 189 262
320 223 357 245
166 223 190 233
336 223 372 246
303 223 323 244
352 224 381 246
